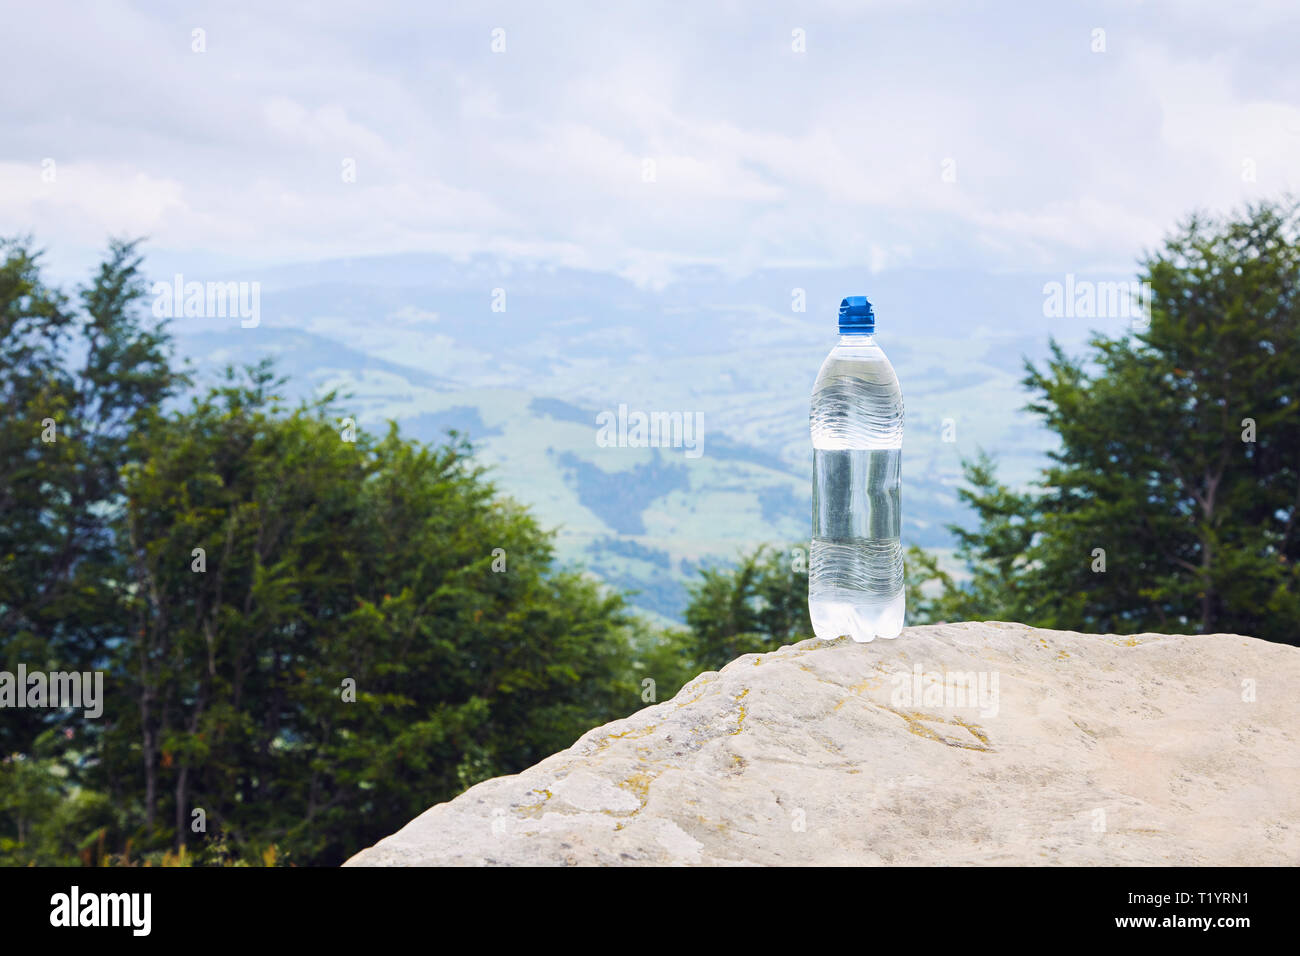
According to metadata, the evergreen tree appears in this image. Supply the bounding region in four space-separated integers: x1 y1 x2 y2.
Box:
1 240 657 865
0 237 184 757
929 200 1300 642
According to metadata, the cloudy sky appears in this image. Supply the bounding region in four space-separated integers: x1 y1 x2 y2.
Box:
4 0 1298 285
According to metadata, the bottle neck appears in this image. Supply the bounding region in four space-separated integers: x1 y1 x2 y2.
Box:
838 332 876 346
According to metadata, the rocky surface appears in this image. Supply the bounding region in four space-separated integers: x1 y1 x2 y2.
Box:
344 621 1300 866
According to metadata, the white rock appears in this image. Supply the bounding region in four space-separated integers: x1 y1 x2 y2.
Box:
344 622 1300 866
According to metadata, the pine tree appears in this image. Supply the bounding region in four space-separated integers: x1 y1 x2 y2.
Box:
930 200 1300 643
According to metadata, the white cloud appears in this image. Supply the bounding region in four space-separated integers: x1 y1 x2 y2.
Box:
1 1 1295 282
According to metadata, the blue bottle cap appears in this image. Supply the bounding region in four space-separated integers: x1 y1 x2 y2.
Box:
838 295 875 334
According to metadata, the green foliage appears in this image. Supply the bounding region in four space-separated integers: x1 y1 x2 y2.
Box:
0 240 655 866
902 544 959 625
682 544 814 672
926 200 1300 642
620 616 697 709
103 376 648 864
0 238 186 758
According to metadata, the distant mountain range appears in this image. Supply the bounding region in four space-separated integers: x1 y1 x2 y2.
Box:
167 253 1141 621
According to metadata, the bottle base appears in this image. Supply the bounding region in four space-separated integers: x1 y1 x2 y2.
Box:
809 593 905 643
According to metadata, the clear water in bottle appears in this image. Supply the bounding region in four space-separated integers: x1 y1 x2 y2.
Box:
809 295 905 642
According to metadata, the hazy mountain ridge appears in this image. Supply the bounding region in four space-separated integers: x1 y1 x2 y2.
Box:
167 253 1141 619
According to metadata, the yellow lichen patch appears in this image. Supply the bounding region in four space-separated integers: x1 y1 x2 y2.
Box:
889 709 946 743
833 675 885 712
514 787 553 819
878 704 995 752
608 724 657 741
808 731 844 755
729 688 750 736
696 813 730 833
950 716 991 747
613 770 658 816
674 679 717 708
581 722 659 761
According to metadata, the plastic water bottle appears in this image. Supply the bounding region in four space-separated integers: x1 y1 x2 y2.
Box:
809 295 905 642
